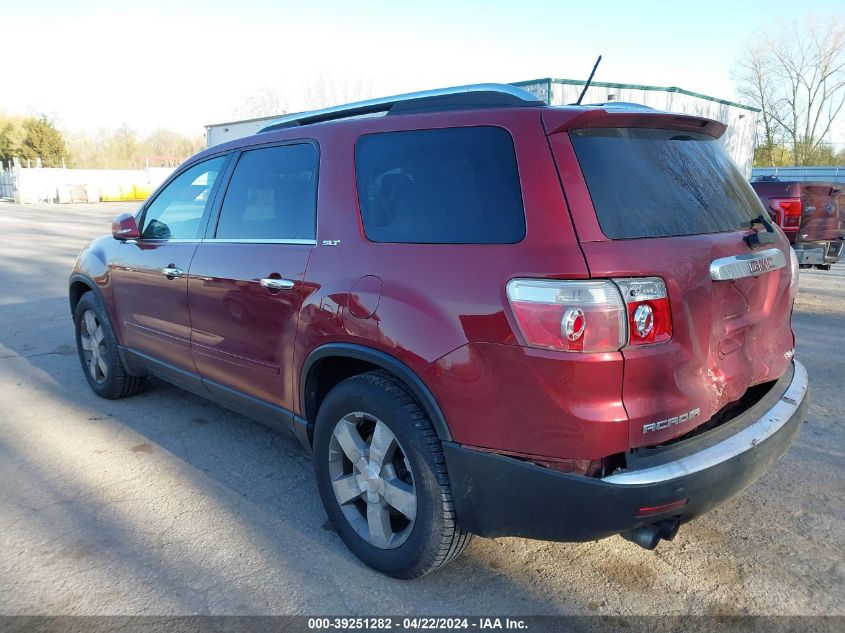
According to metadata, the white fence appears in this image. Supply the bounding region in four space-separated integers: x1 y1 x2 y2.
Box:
0 161 174 204
0 168 13 199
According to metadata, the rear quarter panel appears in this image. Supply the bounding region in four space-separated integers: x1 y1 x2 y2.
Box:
292 109 589 420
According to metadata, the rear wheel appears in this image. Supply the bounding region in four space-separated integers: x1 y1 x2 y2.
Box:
313 371 471 578
74 292 146 399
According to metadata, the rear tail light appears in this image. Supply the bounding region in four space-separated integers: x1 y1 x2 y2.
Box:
770 197 803 229
506 277 672 352
613 278 672 346
506 279 626 352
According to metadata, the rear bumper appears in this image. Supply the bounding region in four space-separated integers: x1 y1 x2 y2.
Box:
793 241 842 265
444 360 809 542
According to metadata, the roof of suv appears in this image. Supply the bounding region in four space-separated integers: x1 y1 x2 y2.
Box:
258 83 545 132
255 83 724 139
191 84 726 165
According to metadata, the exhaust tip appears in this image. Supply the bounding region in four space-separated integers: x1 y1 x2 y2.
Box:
621 525 661 550
657 518 680 541
621 518 681 550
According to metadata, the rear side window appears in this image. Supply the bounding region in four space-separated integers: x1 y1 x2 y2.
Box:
215 143 318 240
570 128 762 239
355 127 525 244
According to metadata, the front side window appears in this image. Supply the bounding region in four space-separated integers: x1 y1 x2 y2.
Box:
141 156 226 239
355 127 526 244
215 143 318 240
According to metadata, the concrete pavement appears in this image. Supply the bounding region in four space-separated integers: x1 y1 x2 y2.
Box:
0 201 842 615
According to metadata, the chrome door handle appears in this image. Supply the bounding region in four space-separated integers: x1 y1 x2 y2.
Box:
260 278 295 291
162 266 184 278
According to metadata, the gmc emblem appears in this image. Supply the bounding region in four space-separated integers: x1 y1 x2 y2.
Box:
749 256 774 274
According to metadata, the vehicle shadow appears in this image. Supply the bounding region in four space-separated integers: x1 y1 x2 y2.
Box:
2 292 843 616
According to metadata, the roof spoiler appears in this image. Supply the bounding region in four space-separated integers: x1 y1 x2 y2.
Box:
543 108 727 139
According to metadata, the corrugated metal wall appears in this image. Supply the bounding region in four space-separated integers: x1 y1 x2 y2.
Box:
518 79 758 177
752 167 845 183
206 116 279 147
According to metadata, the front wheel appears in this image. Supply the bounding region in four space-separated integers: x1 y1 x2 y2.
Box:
74 292 146 399
313 371 472 578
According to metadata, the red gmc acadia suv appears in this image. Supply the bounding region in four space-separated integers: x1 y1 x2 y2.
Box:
69 84 809 578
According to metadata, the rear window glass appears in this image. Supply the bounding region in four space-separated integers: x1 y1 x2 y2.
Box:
355 127 525 244
570 128 763 239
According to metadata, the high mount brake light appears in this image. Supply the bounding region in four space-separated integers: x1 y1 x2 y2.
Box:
506 277 672 352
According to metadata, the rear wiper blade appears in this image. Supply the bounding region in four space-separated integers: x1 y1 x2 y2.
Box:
744 213 779 248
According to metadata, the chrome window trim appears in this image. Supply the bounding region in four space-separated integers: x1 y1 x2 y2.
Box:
132 238 316 245
201 238 317 245
709 248 786 281
133 238 202 244
602 360 808 485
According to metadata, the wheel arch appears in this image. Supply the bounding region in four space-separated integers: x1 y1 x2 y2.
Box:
300 343 453 443
69 274 103 315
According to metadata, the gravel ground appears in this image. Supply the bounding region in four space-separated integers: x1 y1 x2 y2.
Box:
0 201 842 616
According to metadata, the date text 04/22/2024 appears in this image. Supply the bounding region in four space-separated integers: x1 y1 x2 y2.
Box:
306 617 528 630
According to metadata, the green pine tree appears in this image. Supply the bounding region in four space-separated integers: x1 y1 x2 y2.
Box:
22 116 69 167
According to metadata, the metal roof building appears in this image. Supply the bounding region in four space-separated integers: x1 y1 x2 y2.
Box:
206 78 759 176
751 166 845 183
205 114 281 148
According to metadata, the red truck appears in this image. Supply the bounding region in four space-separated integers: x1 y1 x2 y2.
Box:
752 177 845 269
70 85 809 577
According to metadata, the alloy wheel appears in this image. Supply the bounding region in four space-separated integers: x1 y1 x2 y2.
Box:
79 310 108 384
328 412 417 549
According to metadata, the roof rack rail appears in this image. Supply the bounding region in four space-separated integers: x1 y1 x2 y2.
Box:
259 83 543 133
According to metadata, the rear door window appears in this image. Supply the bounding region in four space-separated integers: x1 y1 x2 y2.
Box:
355 126 525 244
570 128 763 239
215 143 318 240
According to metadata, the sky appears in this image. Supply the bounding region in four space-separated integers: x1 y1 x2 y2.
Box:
2 0 844 138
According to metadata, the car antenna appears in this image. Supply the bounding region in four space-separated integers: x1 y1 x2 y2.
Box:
574 55 603 105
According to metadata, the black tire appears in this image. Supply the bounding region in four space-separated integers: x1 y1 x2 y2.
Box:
74 292 147 399
313 371 472 578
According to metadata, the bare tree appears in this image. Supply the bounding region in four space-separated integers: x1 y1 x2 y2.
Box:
301 75 373 109
234 86 288 119
735 16 845 166
107 123 138 169
734 42 789 166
